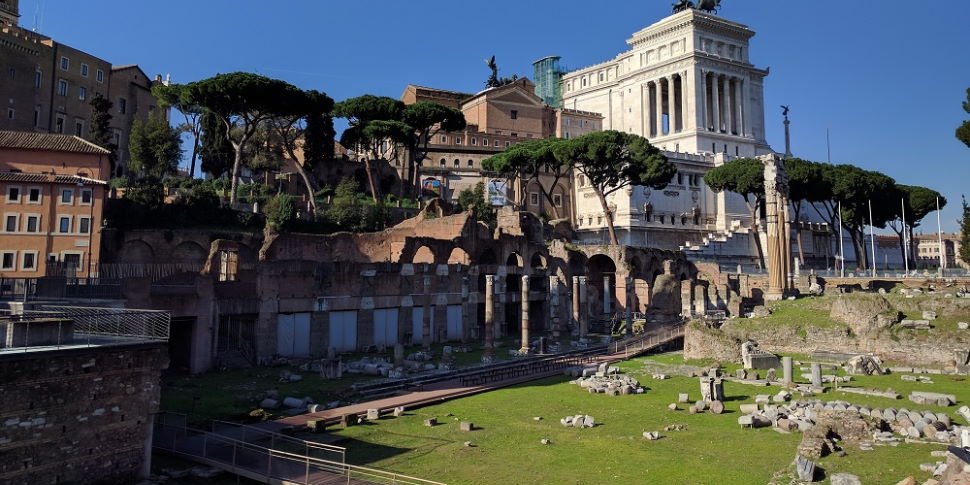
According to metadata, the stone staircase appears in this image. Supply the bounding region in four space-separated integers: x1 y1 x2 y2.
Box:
678 225 751 255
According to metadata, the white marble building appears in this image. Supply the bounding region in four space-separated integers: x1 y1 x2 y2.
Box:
558 8 781 258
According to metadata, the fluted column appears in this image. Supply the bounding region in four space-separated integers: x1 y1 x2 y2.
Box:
519 275 530 353
422 275 432 351
578 276 588 336
572 276 581 335
711 74 721 133
667 76 677 133
737 78 747 137
603 274 612 315
724 78 733 135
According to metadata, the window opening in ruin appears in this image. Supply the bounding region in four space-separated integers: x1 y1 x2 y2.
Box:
219 250 238 282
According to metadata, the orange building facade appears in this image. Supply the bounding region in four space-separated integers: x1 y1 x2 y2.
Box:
0 130 110 278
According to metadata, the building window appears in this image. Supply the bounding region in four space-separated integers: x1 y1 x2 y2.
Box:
22 252 36 271
33 108 40 127
78 217 91 234
60 189 73 205
530 192 539 206
494 140 500 147
55 115 65 134
553 194 563 207
58 216 71 233
440 135 447 143
80 189 92 205
483 139 489 146
60 56 69 70
659 215 666 224
439 158 446 167
57 79 68 96
677 173 683 185
118 98 128 114
219 250 238 281
454 159 460 168
74 120 84 137
34 69 42 88
455 137 462 145
6 186 20 203
510 110 518 120
78 86 86 101
25 215 38 233
27 188 41 203
1 252 15 270
6 108 13 120
96 69 104 83
471 138 477 146
505 141 510 147
80 63 89 77
467 159 474 167
4 214 18 232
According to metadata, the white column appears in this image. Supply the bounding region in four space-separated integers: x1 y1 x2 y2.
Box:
737 78 747 137
656 80 665 136
603 274 612 314
695 70 707 132
668 76 677 133
711 74 721 133
643 84 651 137
724 78 733 135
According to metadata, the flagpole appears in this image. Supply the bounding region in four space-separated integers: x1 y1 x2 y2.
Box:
937 197 945 277
869 199 877 278
901 198 909 276
838 201 845 278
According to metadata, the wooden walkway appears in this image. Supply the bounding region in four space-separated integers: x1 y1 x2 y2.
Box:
279 324 685 429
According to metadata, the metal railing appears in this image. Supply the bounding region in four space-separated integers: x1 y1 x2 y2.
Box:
154 418 446 485
1 306 169 352
608 323 685 359
209 419 346 464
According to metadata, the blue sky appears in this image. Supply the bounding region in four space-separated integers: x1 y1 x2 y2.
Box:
21 0 970 231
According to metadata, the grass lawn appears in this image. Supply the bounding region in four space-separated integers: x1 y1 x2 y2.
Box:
316 351 965 485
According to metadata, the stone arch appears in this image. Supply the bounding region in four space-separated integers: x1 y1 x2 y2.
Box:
530 252 547 269
412 246 436 264
447 247 470 265
119 240 154 264
587 254 617 317
173 241 207 265
506 252 523 267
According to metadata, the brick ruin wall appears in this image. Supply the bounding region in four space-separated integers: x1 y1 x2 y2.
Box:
0 343 168 485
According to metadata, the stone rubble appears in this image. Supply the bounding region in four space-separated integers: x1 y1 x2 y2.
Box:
560 415 596 428
568 372 645 396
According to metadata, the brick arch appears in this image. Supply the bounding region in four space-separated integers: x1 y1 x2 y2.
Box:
173 241 207 265
119 240 154 264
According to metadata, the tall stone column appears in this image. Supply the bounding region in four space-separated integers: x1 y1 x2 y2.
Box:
711 74 721 133
460 276 469 343
572 276 581 335
603 274 612 315
625 276 634 336
723 78 733 135
578 276 589 336
668 76 678 133
761 154 791 300
736 79 746 137
422 275 432 351
643 84 651 137
655 80 665 136
520 275 530 353
483 275 495 362
550 276 562 343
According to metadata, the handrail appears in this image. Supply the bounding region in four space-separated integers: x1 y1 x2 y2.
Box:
209 419 347 457
154 421 446 485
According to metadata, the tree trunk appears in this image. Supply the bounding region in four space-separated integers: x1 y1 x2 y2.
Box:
364 159 380 204
293 161 318 215
595 190 619 245
540 190 562 220
229 143 244 208
189 136 199 179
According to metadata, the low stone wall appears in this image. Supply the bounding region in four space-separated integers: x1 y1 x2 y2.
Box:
0 342 168 484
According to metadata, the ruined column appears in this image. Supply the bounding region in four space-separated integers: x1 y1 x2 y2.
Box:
782 356 793 385
520 275 530 353
625 276 634 336
460 276 469 343
572 276 581 335
422 275 432 351
550 275 562 343
579 276 589 336
603 274 611 315
810 362 822 388
484 275 495 363
761 153 791 301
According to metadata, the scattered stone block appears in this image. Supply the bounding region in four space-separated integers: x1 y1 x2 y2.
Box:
459 421 474 432
958 322 969 330
424 417 438 427
306 419 327 433
678 393 690 403
668 403 678 411
794 455 816 481
366 409 380 421
540 439 551 445
830 473 862 485
709 401 724 415
259 398 280 410
922 311 938 320
739 403 759 414
643 431 661 440
393 406 405 417
463 441 473 447
341 413 358 427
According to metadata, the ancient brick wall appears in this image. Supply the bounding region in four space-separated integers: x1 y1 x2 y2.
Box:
0 343 168 484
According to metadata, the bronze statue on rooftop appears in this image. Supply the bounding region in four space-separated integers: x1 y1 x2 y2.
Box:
672 0 694 12
673 0 721 14
485 56 518 88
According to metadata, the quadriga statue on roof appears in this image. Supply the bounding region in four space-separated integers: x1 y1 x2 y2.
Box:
674 0 721 14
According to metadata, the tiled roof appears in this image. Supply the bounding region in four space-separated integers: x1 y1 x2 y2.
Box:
0 131 111 155
0 171 107 185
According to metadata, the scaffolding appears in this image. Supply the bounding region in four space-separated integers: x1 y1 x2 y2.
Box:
533 56 564 108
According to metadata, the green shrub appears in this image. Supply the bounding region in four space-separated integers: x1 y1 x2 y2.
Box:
264 193 297 231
